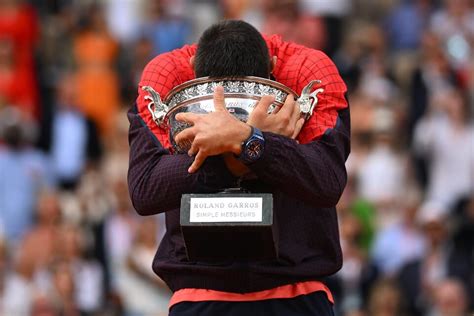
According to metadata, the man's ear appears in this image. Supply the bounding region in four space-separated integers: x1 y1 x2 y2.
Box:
190 56 195 70
270 56 277 73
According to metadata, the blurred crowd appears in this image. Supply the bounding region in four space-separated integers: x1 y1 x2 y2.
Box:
0 0 472 315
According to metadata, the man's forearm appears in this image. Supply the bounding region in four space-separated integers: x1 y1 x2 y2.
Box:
222 153 251 177
127 109 238 215
246 109 350 208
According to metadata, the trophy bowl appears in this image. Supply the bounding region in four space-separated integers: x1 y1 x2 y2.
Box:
142 76 323 152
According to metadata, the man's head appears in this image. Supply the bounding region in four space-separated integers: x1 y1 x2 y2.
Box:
193 20 273 78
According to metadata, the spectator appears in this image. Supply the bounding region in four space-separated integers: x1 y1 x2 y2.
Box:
0 0 38 62
397 202 464 315
19 190 62 273
74 4 120 136
220 0 264 31
385 0 431 52
142 0 191 55
261 0 299 43
0 37 38 118
408 31 460 143
336 211 368 313
49 73 102 190
371 203 426 276
299 0 351 55
30 293 57 316
103 0 147 45
0 0 39 118
431 278 469 316
117 218 171 316
48 261 81 315
130 37 154 89
356 110 409 227
104 179 138 290
102 109 130 185
429 0 474 70
449 198 474 310
367 279 403 316
384 0 433 91
414 88 474 210
1 240 42 316
0 108 51 243
55 225 104 314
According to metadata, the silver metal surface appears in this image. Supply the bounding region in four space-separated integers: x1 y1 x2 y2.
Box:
142 76 324 152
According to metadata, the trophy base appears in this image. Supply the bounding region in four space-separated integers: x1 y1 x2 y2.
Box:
180 193 277 261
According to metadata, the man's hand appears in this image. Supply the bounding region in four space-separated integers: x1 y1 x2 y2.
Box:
175 86 251 173
223 94 306 177
248 94 305 139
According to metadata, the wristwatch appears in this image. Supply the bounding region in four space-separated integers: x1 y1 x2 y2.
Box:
238 126 265 164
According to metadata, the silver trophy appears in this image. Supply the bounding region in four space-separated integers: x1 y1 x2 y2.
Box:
143 76 324 152
142 77 324 261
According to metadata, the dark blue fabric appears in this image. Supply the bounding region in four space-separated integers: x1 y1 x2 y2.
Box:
127 103 349 293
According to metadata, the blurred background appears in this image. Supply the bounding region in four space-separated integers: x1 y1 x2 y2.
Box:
0 0 472 315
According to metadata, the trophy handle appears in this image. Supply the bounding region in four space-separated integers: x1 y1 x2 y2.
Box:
297 80 324 120
142 86 169 127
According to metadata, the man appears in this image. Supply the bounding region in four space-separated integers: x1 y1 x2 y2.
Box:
50 73 102 190
128 20 350 315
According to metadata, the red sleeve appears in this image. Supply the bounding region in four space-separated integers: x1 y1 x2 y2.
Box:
136 44 197 149
264 35 348 144
295 51 347 144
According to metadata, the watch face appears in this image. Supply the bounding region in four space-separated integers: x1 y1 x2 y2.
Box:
246 139 263 159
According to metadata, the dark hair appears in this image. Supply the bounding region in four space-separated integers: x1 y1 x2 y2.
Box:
194 20 271 78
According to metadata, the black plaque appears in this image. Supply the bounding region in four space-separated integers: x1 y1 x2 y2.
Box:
180 192 277 261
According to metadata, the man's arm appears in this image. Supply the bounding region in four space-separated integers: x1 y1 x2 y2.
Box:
177 49 350 208
216 100 349 209
245 50 350 208
127 105 238 215
246 110 349 208
127 47 238 216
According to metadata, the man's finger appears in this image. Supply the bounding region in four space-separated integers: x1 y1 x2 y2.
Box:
272 105 281 114
187 138 199 157
213 85 226 112
290 96 301 125
277 94 296 118
188 150 207 173
175 112 200 123
253 95 275 116
175 127 196 145
291 118 305 139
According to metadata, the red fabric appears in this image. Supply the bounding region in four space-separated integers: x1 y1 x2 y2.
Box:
0 4 39 117
0 4 38 66
168 281 334 309
137 34 347 150
0 66 37 114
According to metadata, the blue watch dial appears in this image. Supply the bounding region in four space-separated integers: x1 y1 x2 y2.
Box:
240 127 265 163
246 139 263 159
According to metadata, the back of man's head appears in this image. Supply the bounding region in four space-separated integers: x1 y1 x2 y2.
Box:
194 20 271 78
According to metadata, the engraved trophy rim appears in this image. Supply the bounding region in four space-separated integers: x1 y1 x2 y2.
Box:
142 76 324 132
162 76 300 122
164 76 299 105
